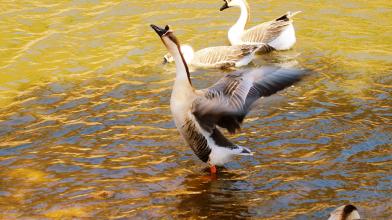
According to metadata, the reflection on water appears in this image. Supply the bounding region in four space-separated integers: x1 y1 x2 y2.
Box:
0 0 391 219
177 171 252 219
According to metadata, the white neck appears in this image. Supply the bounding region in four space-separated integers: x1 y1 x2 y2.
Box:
174 53 189 83
169 46 193 91
169 44 195 120
228 1 248 45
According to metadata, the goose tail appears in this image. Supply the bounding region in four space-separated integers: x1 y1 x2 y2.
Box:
237 146 254 156
287 11 302 18
276 11 302 21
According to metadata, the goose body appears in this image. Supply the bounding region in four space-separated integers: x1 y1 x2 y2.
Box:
151 24 306 171
220 0 301 50
164 44 274 68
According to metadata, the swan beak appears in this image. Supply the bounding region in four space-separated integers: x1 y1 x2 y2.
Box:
220 2 229 11
150 24 169 37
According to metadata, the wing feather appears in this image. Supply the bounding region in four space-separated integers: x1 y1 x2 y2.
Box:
192 45 259 67
241 11 300 44
242 20 292 44
192 67 307 133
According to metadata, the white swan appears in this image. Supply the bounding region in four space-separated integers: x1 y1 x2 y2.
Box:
220 0 301 50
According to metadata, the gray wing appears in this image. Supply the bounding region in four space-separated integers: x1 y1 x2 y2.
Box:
191 45 259 68
241 12 298 44
192 67 307 133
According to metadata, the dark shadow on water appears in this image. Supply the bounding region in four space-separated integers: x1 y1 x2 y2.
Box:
176 168 252 219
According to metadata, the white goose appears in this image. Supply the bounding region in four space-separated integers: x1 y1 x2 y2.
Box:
151 24 306 173
220 0 301 50
163 44 274 68
328 205 361 220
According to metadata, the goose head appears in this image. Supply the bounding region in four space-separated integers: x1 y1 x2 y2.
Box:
220 0 249 11
163 45 194 64
151 24 182 56
328 205 361 220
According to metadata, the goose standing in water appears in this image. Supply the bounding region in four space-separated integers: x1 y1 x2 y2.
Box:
151 24 306 173
220 0 301 50
328 205 361 220
163 44 274 69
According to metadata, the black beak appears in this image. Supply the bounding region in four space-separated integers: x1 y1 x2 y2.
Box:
220 2 229 11
162 57 168 64
150 24 169 37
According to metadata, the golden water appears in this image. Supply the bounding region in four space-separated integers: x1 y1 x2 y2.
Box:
0 0 391 219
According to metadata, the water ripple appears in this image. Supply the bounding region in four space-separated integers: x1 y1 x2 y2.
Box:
0 0 391 219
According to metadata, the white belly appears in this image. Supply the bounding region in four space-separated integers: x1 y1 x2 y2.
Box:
209 146 235 166
268 24 296 50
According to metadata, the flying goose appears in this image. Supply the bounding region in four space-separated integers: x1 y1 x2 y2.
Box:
151 24 306 173
328 205 361 220
163 44 274 69
220 0 301 50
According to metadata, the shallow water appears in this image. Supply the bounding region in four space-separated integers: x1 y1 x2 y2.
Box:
0 0 391 219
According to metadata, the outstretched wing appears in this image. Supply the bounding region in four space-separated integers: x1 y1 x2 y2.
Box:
192 67 307 133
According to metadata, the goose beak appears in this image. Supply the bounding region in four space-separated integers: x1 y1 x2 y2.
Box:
220 2 229 11
162 57 168 64
150 24 169 37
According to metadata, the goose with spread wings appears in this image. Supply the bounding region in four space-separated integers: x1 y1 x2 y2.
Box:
151 24 307 173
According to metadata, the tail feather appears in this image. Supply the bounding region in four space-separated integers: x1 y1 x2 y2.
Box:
288 11 302 18
276 11 302 21
237 146 254 156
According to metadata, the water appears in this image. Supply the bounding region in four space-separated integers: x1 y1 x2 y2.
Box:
0 0 391 219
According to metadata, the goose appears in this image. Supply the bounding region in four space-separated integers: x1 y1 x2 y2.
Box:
220 0 301 50
163 44 274 69
328 204 361 220
151 24 306 173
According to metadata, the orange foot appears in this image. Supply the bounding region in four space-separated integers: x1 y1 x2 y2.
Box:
210 165 217 174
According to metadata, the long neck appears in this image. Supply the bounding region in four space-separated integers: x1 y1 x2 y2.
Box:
233 2 249 32
229 2 249 44
172 46 192 88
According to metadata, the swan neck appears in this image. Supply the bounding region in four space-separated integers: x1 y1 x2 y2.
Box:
229 2 249 44
235 2 249 31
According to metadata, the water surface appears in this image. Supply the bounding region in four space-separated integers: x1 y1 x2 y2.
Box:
0 0 391 219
